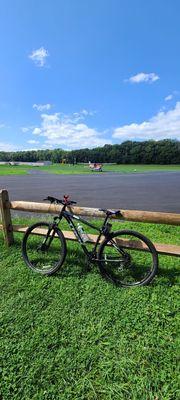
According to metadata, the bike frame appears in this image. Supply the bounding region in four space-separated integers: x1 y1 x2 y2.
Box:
54 206 112 261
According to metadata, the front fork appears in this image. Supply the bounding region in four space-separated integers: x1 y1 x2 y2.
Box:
39 222 57 252
39 205 66 252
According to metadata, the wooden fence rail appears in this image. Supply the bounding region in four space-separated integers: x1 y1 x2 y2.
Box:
9 200 180 225
0 189 180 257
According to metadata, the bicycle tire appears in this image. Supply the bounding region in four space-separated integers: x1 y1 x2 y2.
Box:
97 230 158 287
22 222 67 275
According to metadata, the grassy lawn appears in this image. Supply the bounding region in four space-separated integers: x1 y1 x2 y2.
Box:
0 163 180 175
0 217 179 399
0 165 33 175
39 163 180 175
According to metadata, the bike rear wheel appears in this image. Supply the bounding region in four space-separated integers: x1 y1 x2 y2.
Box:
98 230 158 287
22 222 67 275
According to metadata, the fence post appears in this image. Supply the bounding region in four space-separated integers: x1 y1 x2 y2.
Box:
0 189 14 246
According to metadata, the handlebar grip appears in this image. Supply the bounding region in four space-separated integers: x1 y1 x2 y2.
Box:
43 196 55 203
43 196 76 205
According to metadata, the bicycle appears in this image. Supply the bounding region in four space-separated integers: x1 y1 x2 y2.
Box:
22 195 158 287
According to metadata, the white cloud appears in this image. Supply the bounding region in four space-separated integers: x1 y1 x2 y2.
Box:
29 47 49 67
165 94 173 101
33 128 42 135
33 103 52 111
0 123 5 129
32 111 111 149
21 125 35 133
27 140 39 144
113 102 180 142
126 72 159 84
23 147 40 151
21 127 30 133
0 142 17 151
72 109 96 123
164 91 179 102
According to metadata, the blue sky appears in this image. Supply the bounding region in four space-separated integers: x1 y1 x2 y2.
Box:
0 0 180 151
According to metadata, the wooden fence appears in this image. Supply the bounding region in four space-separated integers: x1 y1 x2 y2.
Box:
0 189 180 256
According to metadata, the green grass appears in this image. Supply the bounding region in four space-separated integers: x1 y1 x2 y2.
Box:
0 217 179 399
0 164 33 175
0 163 180 175
39 163 180 175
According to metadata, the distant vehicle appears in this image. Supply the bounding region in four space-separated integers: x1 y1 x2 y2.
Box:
5 161 52 167
89 161 103 172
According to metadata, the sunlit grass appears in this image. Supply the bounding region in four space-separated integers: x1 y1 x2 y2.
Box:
39 163 180 175
0 217 179 399
0 163 180 175
0 164 30 175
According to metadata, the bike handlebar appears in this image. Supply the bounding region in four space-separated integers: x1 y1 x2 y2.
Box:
43 196 77 205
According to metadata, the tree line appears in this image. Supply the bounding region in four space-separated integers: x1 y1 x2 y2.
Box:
0 139 179 164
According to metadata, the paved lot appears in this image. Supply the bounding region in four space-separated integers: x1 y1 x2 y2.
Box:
0 171 179 213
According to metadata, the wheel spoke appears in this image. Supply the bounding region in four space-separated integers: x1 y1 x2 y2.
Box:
110 239 127 256
22 223 66 274
98 231 157 287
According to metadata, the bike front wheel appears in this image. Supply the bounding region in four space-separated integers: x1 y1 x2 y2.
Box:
22 222 67 275
97 230 158 287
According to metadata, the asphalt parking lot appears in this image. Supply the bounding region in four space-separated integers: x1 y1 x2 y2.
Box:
0 171 179 213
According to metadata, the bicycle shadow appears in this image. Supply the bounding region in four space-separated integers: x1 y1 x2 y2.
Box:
156 265 179 286
56 248 96 279
56 248 179 287
9 238 180 286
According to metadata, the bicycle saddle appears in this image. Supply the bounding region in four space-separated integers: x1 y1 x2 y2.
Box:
99 208 121 216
